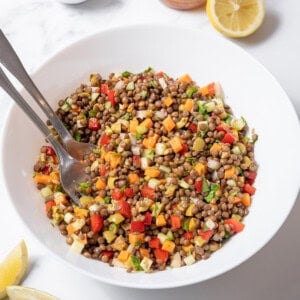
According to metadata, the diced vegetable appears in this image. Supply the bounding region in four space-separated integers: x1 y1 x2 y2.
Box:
130 221 145 233
140 256 153 271
178 73 192 83
108 213 125 224
118 250 130 262
163 96 173 107
156 214 167 227
154 248 169 263
194 162 207 176
224 218 245 233
243 183 256 195
149 237 160 249
170 215 181 229
192 137 205 151
128 173 140 184
169 136 183 153
90 214 104 233
162 240 175 253
162 116 176 132
141 185 155 199
117 200 132 218
128 233 144 245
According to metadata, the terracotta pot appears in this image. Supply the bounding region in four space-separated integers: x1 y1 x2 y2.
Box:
162 0 206 10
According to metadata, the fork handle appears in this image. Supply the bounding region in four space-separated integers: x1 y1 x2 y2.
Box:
0 30 73 145
0 67 68 160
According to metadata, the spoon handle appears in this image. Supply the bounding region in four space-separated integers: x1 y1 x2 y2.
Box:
0 30 73 145
0 67 67 160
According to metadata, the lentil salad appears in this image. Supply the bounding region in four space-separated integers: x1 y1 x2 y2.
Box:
33 68 258 272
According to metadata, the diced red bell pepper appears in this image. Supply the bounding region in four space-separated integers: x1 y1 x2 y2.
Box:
100 134 110 145
243 183 256 195
100 83 109 94
224 218 245 233
179 143 189 155
45 146 56 156
221 132 235 144
42 165 52 175
107 89 117 106
183 231 194 240
111 188 123 200
132 155 141 168
154 248 169 263
141 185 155 199
117 199 132 218
144 211 152 226
130 221 145 233
148 237 160 249
99 165 106 177
90 214 104 233
88 117 100 131
206 82 216 96
124 188 134 198
170 215 181 229
197 229 214 241
216 123 229 133
156 71 164 78
45 200 56 215
194 180 202 193
101 250 114 259
246 171 257 185
188 122 198 133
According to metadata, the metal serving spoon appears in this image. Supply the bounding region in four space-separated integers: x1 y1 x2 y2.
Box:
0 66 86 204
0 29 96 160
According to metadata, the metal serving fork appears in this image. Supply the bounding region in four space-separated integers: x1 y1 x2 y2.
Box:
0 66 86 204
0 29 96 160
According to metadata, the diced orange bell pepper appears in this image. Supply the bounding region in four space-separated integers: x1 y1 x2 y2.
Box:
142 134 159 149
194 162 207 176
129 118 139 133
145 167 160 178
128 233 145 245
241 193 251 207
178 73 192 83
169 136 183 153
139 248 150 258
163 96 173 107
140 118 153 129
95 178 106 190
224 167 237 179
162 116 176 132
33 174 52 184
183 99 194 111
128 173 140 184
118 250 130 262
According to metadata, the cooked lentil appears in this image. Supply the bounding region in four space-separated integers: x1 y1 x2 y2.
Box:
33 69 257 272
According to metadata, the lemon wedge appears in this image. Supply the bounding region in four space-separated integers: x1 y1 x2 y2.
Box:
206 0 265 38
6 286 59 300
0 240 28 299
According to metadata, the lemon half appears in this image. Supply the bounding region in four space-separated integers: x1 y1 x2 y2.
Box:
0 240 28 299
6 286 59 300
206 0 265 38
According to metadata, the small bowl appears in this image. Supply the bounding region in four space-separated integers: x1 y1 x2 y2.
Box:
1 24 299 289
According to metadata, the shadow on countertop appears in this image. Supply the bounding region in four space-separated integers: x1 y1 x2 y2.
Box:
238 10 280 46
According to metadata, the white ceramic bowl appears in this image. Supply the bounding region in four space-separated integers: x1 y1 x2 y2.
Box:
1 24 300 289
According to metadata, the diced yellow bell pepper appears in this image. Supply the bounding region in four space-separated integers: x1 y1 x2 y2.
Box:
118 250 130 262
185 204 195 217
162 240 175 253
156 214 167 227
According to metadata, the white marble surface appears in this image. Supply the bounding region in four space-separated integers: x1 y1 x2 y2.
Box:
0 0 300 299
